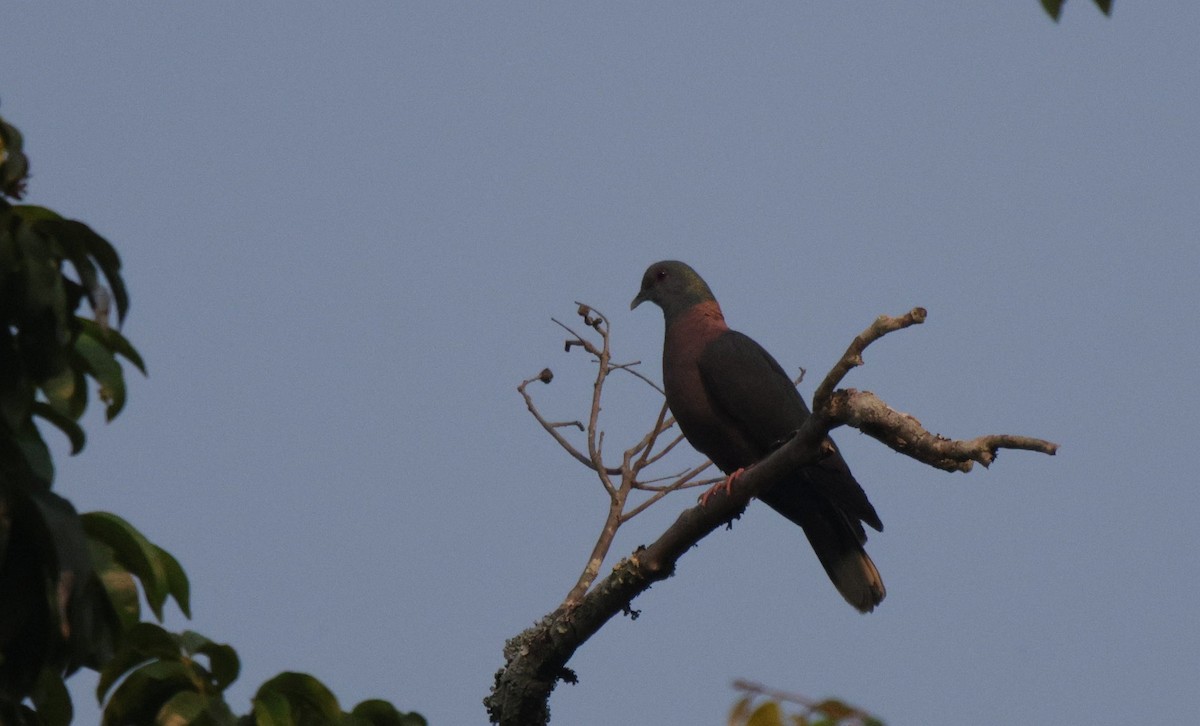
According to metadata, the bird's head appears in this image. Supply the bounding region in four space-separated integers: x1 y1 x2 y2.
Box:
631 260 717 320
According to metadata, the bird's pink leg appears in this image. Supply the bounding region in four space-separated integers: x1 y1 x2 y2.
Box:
698 466 751 507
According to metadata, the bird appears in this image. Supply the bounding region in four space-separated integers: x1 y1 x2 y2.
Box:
631 260 885 612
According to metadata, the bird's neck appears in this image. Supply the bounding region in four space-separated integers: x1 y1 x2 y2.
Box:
666 300 729 332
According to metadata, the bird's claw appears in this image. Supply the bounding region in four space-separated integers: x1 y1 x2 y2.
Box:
698 466 748 506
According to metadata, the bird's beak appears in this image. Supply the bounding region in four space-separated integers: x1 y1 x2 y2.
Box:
630 292 646 310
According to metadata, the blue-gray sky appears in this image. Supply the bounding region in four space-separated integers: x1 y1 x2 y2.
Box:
7 4 1198 724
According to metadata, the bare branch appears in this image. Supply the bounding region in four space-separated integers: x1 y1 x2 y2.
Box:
517 372 597 471
562 494 624 607
631 460 715 491
610 360 666 396
632 472 718 492
552 318 601 357
581 306 613 490
621 471 717 521
631 402 670 465
812 306 927 412
641 430 687 467
827 388 1058 471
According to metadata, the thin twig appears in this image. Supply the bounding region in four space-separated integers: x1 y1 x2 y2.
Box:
518 374 601 472
812 307 927 412
622 474 718 521
633 476 718 493
610 360 666 396
641 430 687 467
633 402 671 467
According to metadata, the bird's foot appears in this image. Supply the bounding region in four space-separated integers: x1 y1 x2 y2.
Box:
698 466 749 507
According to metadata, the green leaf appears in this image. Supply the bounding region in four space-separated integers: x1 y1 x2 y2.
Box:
747 701 784 726
251 689 293 726
78 318 147 375
39 365 79 418
180 631 240 691
813 699 856 721
156 689 240 726
81 512 171 620
13 217 70 380
30 668 74 726
156 544 192 618
34 365 91 422
96 622 182 701
349 700 427 726
79 224 129 325
40 220 104 317
252 673 342 725
25 489 116 671
73 328 126 421
13 210 129 326
8 415 55 486
88 537 141 631
156 690 207 724
0 363 35 428
101 660 195 726
0 115 30 199
9 204 63 224
32 401 85 454
68 365 89 417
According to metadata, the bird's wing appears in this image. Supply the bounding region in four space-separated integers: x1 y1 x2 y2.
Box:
699 330 883 533
697 330 809 454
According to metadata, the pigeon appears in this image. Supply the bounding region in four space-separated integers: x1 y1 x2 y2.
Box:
632 260 885 612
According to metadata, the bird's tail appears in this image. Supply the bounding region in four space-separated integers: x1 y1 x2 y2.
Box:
760 485 886 613
820 540 886 614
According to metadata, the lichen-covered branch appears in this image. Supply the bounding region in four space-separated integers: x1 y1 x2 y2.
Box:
826 388 1058 471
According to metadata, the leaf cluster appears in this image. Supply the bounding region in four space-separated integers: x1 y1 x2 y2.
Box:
95 631 425 726
1 110 147 721
0 202 139 485
0 110 424 725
